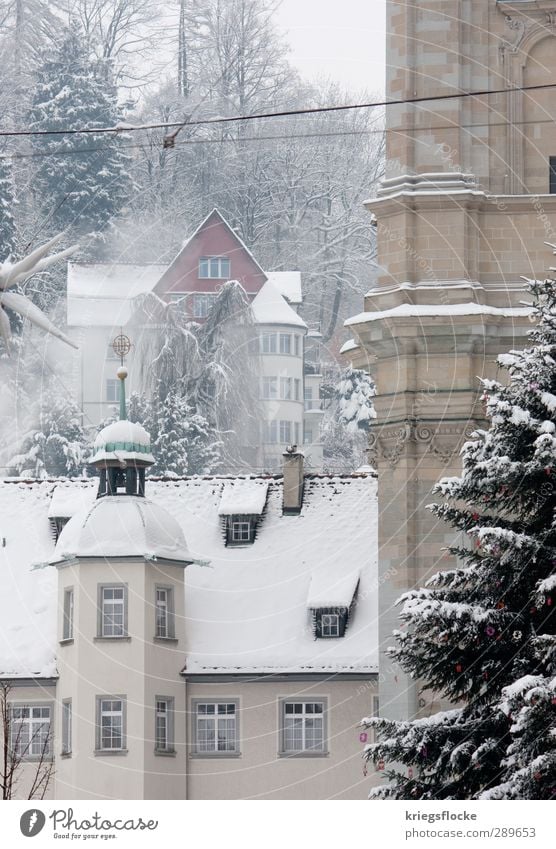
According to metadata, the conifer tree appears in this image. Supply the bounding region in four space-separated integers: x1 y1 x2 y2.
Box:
0 155 17 261
28 21 132 244
101 390 221 477
8 395 88 477
336 365 376 432
363 273 556 800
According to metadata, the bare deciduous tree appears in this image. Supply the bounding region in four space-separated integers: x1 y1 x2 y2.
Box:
0 682 54 800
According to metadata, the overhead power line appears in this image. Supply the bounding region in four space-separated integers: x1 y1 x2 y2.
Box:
1 81 556 139
2 115 556 164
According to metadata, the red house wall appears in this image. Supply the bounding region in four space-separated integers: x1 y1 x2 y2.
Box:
154 210 267 301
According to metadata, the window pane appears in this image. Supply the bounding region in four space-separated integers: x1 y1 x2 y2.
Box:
199 258 209 278
196 703 236 752
63 589 74 640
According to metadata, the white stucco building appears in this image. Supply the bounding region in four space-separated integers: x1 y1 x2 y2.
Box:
0 386 377 800
65 210 324 471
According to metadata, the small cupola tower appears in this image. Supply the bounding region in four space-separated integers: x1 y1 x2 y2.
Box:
51 332 196 801
91 334 154 498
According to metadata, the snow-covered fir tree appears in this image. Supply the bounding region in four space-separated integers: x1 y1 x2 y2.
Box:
8 395 88 478
321 365 376 471
362 274 556 800
148 388 221 477
27 21 132 245
336 365 376 432
0 155 17 261
100 390 221 477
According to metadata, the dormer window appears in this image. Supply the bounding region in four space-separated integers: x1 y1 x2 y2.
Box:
314 608 348 638
307 569 360 639
218 480 269 546
225 515 256 546
199 256 230 279
321 613 340 637
49 516 69 543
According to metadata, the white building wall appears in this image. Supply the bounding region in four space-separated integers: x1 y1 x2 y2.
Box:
54 556 186 800
256 323 306 470
185 677 379 800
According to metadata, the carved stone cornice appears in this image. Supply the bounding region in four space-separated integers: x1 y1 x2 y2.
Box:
368 420 481 468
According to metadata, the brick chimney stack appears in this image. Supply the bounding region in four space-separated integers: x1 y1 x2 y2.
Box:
282 446 304 514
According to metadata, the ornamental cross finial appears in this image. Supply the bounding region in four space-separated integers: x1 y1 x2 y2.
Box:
111 331 131 421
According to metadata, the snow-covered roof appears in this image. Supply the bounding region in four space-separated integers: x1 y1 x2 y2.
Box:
307 562 360 609
346 303 533 327
340 338 359 355
51 495 195 565
67 262 166 327
48 483 95 519
265 272 302 305
250 281 308 329
218 480 269 516
0 473 378 677
90 419 154 464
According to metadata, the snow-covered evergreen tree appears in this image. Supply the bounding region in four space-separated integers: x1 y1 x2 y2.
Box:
148 389 221 477
0 155 17 261
28 21 133 244
319 365 376 471
100 389 221 477
336 365 376 432
8 395 88 477
362 274 556 800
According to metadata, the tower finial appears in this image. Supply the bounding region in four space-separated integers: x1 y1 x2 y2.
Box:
111 331 132 421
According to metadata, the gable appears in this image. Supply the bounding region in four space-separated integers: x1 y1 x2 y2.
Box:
154 210 267 298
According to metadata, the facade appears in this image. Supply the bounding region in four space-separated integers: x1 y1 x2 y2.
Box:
66 209 323 469
0 395 378 800
343 0 556 723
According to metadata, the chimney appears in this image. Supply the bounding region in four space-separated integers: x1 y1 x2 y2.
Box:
282 445 304 514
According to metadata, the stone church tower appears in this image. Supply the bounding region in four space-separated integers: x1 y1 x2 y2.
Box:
346 0 556 722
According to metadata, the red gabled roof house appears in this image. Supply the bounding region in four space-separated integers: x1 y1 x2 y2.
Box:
153 209 268 319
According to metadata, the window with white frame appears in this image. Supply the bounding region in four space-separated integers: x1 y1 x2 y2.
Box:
167 291 186 304
303 423 313 444
261 332 277 354
263 420 278 443
304 385 313 410
199 257 230 279
155 697 174 753
281 701 326 754
96 697 125 751
62 587 74 641
294 379 301 401
262 376 277 400
62 700 72 755
194 702 238 754
155 587 174 639
224 515 256 546
321 613 340 637
294 335 300 356
192 293 213 318
294 422 300 446
106 379 120 403
279 333 291 354
98 585 127 638
10 705 52 759
233 520 250 542
279 420 291 443
280 377 292 400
